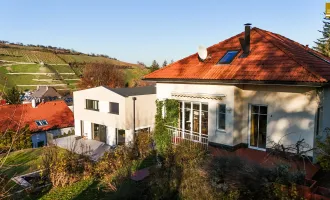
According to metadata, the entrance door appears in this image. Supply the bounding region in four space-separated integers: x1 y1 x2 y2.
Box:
92 123 107 143
117 129 125 145
249 105 267 150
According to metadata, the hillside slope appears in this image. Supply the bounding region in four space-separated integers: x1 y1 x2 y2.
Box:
0 43 148 92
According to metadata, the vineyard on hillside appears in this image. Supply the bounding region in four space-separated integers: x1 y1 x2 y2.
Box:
0 48 66 64
0 43 148 93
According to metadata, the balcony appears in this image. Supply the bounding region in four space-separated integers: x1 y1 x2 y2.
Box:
166 126 208 149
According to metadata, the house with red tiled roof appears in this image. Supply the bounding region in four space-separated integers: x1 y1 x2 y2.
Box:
0 100 74 148
144 24 330 159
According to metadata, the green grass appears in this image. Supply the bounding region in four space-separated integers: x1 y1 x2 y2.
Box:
0 148 44 178
9 64 52 73
124 67 150 86
51 65 75 73
38 178 150 200
39 178 95 200
0 65 77 90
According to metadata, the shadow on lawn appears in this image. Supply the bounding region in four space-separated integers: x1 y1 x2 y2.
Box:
72 179 150 200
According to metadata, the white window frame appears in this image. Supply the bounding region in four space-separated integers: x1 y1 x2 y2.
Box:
217 104 226 131
85 99 99 111
179 101 207 141
247 104 268 151
35 120 48 126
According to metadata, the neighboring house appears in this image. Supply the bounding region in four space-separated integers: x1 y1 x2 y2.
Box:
29 86 62 103
73 86 156 146
144 24 330 158
0 100 74 148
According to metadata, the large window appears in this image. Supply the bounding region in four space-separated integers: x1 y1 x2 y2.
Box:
184 102 192 131
201 104 208 135
178 101 208 135
86 99 99 111
250 105 267 149
217 104 226 130
110 102 119 114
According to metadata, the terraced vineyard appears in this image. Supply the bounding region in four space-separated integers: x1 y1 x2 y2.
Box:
0 64 79 91
0 43 148 92
0 48 67 64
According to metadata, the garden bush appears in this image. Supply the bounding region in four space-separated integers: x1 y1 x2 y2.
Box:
147 142 239 200
134 130 152 159
317 133 330 171
95 145 133 190
40 147 93 188
208 156 306 199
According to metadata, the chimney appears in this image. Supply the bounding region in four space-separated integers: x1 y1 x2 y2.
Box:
239 23 252 57
32 99 36 108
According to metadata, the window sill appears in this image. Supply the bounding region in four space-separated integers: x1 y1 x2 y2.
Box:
216 129 226 133
85 108 99 112
109 112 119 115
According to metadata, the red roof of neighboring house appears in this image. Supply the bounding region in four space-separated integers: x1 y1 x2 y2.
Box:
144 27 330 84
0 100 74 133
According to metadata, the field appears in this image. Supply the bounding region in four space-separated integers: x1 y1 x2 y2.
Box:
0 64 80 91
0 44 148 92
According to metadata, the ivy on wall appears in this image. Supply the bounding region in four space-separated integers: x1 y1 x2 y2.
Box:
154 99 179 155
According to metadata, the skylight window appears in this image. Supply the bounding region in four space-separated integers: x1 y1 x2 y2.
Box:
217 50 239 64
36 120 48 126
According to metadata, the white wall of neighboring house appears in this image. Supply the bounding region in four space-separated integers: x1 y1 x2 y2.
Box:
73 86 156 146
31 127 74 148
157 82 321 156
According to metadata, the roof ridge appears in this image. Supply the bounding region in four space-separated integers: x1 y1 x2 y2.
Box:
254 28 327 83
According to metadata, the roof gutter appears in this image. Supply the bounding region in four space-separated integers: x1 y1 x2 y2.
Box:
142 78 327 87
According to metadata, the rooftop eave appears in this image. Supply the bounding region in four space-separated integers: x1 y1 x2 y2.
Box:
142 78 328 87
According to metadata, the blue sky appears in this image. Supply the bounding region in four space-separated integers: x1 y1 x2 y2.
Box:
0 0 325 66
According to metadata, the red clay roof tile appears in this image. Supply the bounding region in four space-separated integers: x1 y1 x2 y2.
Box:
0 100 74 133
144 27 330 83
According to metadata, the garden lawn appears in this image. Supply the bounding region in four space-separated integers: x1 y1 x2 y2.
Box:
39 178 150 200
0 148 44 178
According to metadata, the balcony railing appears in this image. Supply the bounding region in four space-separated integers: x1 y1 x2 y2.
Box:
166 126 208 149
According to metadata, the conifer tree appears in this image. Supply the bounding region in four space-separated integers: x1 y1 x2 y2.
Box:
314 14 330 57
150 60 160 72
162 60 168 67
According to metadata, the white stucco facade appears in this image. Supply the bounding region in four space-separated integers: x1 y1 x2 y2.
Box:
73 86 156 146
157 82 328 157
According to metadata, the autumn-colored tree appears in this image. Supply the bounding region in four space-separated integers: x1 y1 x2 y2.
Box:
78 63 125 89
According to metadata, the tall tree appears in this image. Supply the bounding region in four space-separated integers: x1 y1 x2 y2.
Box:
4 86 21 104
314 14 330 56
137 61 146 67
78 62 125 89
170 59 174 64
162 60 168 67
150 60 160 72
